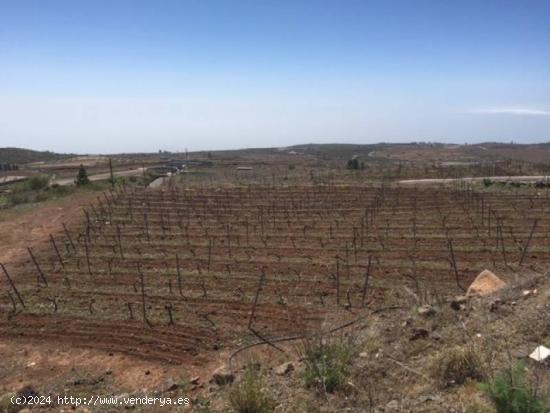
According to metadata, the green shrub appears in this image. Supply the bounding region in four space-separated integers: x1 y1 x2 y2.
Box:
193 398 215 413
26 175 49 190
75 164 90 186
8 191 31 206
229 366 274 413
50 185 73 196
480 363 548 413
433 345 486 386
483 178 494 188
302 338 354 393
0 392 19 413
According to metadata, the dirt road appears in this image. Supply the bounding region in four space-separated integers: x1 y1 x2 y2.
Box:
53 167 145 186
398 175 548 185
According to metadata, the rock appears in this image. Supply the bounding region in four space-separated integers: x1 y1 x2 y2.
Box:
190 376 200 385
17 386 38 399
512 347 531 359
522 289 538 298
274 362 294 376
489 298 502 312
431 332 443 341
410 328 429 341
450 295 468 310
529 345 550 362
211 366 235 386
359 352 368 358
386 400 399 409
163 378 179 392
417 305 435 317
466 269 506 297
401 316 413 327
419 394 441 403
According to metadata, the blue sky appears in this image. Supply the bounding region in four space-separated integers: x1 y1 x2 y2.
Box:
1 0 549 153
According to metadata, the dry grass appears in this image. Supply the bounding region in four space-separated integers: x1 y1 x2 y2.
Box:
432 344 488 386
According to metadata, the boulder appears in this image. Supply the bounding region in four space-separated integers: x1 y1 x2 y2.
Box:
466 270 506 297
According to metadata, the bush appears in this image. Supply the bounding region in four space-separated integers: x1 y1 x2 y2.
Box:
302 338 354 393
480 363 548 413
8 191 32 206
50 185 72 196
0 392 19 413
347 158 360 170
483 178 494 188
75 164 90 186
433 345 486 386
26 175 49 191
229 366 274 413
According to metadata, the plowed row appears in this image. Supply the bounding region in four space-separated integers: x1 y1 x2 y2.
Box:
1 184 548 364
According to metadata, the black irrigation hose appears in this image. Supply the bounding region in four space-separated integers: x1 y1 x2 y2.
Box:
228 305 402 370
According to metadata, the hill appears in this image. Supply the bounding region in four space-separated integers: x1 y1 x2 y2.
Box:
0 147 75 165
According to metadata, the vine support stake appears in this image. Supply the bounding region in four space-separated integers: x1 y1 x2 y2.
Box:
361 255 372 307
50 234 64 268
62 223 76 252
28 247 48 286
1 263 25 308
248 269 266 330
519 219 539 265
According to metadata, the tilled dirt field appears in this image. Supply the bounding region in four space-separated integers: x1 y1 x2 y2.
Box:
1 183 549 369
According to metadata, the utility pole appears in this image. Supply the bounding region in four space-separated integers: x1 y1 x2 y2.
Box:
109 158 115 189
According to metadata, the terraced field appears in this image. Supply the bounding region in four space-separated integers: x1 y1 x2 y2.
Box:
1 184 548 364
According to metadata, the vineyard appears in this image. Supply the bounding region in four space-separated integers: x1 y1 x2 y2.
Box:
1 183 548 365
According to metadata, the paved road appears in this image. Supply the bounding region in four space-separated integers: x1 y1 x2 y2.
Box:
53 168 145 186
398 175 549 185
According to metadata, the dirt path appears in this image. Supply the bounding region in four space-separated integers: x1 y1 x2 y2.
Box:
52 167 145 186
397 175 548 185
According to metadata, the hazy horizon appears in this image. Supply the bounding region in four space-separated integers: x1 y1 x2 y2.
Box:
1 1 549 153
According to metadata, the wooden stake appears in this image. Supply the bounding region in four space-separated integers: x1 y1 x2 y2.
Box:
1 263 25 308
62 223 76 251
28 248 48 286
138 263 151 326
248 269 266 330
50 234 64 268
361 255 372 307
520 219 539 265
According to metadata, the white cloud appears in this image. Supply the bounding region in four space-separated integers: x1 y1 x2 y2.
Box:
471 107 550 116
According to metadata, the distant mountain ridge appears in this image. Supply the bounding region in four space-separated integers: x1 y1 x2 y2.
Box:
0 148 75 164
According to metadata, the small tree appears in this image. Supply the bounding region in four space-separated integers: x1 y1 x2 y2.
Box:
347 158 360 170
75 164 90 186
